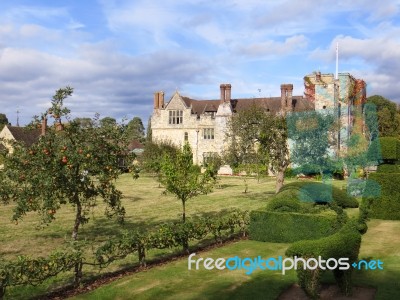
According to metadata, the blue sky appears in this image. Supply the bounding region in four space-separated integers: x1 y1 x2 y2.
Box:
1 0 399 126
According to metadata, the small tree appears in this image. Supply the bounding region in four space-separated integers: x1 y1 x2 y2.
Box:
159 143 215 223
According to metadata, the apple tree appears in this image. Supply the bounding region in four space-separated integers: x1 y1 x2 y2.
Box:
0 87 136 241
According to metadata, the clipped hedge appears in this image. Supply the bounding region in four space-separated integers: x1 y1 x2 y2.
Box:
363 173 400 220
285 220 362 298
280 182 359 208
377 164 400 173
379 137 400 161
249 210 343 243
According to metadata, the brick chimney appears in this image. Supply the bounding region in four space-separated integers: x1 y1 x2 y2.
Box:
41 117 47 136
158 91 164 109
281 84 293 115
225 84 231 102
220 84 226 104
154 92 159 109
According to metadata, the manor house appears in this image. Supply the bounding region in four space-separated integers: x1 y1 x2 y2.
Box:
150 72 366 166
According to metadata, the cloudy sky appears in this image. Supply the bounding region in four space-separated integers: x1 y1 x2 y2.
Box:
1 0 399 126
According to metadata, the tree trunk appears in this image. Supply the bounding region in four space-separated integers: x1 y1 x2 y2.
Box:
275 169 285 194
71 200 82 241
182 200 186 223
71 198 83 287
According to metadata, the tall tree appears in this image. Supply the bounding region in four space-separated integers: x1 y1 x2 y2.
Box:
0 113 9 131
225 106 289 193
125 117 145 142
287 110 336 177
74 117 94 128
100 117 117 128
367 95 400 137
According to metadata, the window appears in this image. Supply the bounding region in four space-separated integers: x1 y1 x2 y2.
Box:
203 152 218 165
184 132 188 141
203 128 214 139
169 110 183 124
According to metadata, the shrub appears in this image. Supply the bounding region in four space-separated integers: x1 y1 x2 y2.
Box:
266 189 312 212
363 173 400 220
379 137 400 162
280 182 359 208
377 164 400 173
249 210 343 243
285 220 362 298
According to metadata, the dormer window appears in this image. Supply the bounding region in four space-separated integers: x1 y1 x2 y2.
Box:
169 110 183 124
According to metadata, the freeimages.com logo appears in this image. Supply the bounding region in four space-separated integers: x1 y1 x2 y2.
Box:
188 253 383 275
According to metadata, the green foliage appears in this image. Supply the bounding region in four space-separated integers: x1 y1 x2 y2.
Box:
377 164 400 173
280 182 359 208
284 167 296 178
285 221 362 297
379 137 400 162
0 87 136 243
367 95 400 137
139 140 178 174
0 113 9 131
287 109 336 175
249 210 342 243
94 209 249 267
225 105 289 193
0 247 83 298
266 190 314 212
0 210 249 297
99 117 117 128
364 173 400 220
160 143 216 223
125 117 145 142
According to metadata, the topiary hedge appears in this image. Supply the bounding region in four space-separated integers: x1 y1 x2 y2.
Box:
363 173 400 220
379 137 400 162
285 220 362 298
249 210 344 243
377 164 400 173
280 182 359 208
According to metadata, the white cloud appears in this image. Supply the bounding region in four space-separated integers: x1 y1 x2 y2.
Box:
236 35 308 58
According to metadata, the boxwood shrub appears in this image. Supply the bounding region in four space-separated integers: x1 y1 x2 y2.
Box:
249 210 343 243
363 173 400 220
379 137 400 162
280 182 359 208
285 220 362 298
377 164 400 173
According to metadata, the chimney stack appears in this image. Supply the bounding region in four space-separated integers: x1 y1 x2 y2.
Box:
154 92 159 109
281 84 293 115
220 84 226 104
158 91 164 109
41 117 47 136
225 84 231 102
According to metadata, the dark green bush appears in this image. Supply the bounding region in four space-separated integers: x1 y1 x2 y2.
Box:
249 210 343 243
377 164 400 173
363 173 400 220
280 182 359 208
285 220 362 298
266 189 313 212
379 137 400 162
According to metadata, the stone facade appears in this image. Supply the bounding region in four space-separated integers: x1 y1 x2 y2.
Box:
151 72 366 166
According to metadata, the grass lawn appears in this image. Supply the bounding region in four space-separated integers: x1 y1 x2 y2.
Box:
71 240 297 300
70 219 400 300
1 174 280 299
2 174 399 299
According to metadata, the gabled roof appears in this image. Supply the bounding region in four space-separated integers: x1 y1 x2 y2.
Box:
7 126 41 147
127 140 144 151
173 96 314 116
